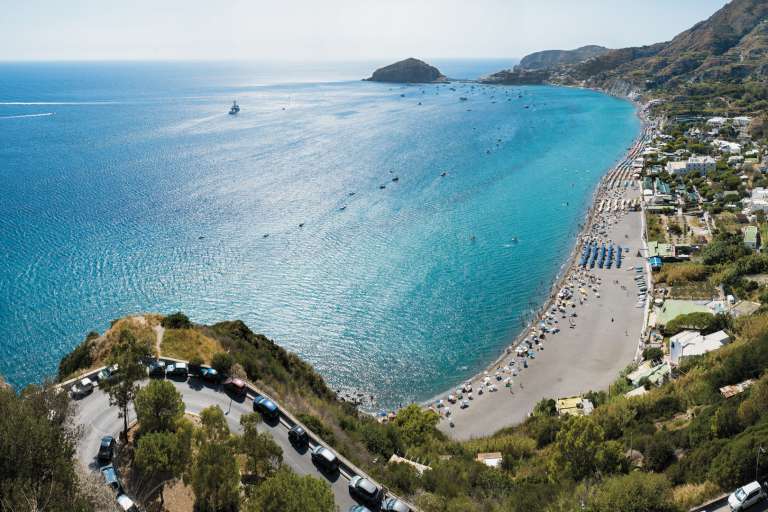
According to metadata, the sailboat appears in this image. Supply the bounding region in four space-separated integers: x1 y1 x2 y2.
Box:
229 101 240 115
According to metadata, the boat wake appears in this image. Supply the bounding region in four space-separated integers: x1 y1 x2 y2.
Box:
0 101 117 105
0 112 54 119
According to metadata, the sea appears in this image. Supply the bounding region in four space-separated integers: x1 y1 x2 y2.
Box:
0 60 640 409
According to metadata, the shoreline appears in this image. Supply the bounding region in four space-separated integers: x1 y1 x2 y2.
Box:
420 97 652 436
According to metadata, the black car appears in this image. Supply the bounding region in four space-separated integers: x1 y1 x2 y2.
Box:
310 445 340 473
147 360 166 378
348 476 383 507
98 435 116 462
165 362 188 379
288 425 309 447
381 497 411 512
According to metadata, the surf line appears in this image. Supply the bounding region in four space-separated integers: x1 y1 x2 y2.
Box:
0 112 55 119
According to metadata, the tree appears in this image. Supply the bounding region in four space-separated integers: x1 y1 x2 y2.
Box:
533 398 557 417
186 405 239 511
644 435 675 472
101 329 151 439
199 405 230 443
246 467 335 512
134 380 185 433
240 413 283 480
0 384 93 512
134 432 181 506
189 442 240 512
549 416 626 481
211 352 234 376
642 347 664 363
589 472 677 512
161 312 192 329
392 404 440 447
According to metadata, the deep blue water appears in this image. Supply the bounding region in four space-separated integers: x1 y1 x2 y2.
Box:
0 61 638 408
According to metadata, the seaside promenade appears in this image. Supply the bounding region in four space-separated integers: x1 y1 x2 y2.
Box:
436 122 652 439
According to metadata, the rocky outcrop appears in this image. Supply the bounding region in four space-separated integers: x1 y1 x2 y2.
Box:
366 58 446 83
518 45 611 71
479 68 552 85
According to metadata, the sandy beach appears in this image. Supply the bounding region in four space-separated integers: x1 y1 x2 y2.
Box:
435 114 653 440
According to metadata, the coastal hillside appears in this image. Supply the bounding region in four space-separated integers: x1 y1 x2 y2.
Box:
366 57 446 83
518 45 610 70
572 0 768 89
484 0 768 114
45 299 768 511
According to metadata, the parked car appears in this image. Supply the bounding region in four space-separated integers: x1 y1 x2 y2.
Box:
381 497 410 512
147 360 166 378
253 396 279 420
200 367 220 383
101 464 121 493
288 425 309 447
348 476 383 507
165 362 188 379
71 377 94 398
310 445 339 473
348 507 372 512
98 435 116 462
97 364 119 383
116 494 139 512
729 481 767 511
223 377 247 396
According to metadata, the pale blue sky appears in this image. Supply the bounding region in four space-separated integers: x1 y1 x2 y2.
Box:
0 0 729 61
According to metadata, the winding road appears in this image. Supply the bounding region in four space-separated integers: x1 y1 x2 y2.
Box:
73 376 362 510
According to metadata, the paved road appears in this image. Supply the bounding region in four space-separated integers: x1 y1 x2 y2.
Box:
73 377 358 510
706 497 768 512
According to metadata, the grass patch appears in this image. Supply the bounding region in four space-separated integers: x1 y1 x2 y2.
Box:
655 262 711 285
647 213 667 243
161 328 224 363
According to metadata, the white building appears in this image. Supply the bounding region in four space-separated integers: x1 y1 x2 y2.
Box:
666 161 688 175
713 139 742 155
706 117 727 127
728 155 745 166
670 330 730 365
749 187 768 212
687 155 717 174
733 116 752 128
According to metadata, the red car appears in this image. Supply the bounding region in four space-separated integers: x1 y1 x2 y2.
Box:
223 377 247 396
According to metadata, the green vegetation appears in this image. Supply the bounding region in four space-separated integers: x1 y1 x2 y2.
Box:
161 311 192 329
245 468 335 512
57 331 98 379
0 383 94 511
101 328 151 437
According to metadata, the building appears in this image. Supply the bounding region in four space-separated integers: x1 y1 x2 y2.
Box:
475 452 503 468
648 241 675 260
706 117 727 127
748 187 768 212
669 330 730 365
720 379 755 398
687 155 717 173
627 361 670 386
712 139 742 155
666 161 688 175
733 116 752 128
744 225 760 251
555 396 594 417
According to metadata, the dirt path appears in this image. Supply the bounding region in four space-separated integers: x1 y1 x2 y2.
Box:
153 324 165 356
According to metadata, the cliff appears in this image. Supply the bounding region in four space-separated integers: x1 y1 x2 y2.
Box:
518 45 611 71
366 57 446 83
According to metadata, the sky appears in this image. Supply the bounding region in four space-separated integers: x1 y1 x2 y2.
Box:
0 0 729 61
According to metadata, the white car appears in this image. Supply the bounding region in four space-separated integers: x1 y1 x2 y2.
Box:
116 494 139 512
729 481 766 511
70 377 94 398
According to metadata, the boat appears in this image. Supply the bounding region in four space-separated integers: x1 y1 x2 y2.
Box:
228 101 240 115
459 97 468 101
392 176 399 182
440 172 447 177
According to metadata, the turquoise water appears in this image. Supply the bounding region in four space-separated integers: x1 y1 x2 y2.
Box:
0 61 639 407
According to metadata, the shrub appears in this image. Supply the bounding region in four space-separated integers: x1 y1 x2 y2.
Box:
644 434 675 472
57 332 98 379
211 352 234 376
643 347 664 363
161 312 192 329
296 414 336 446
